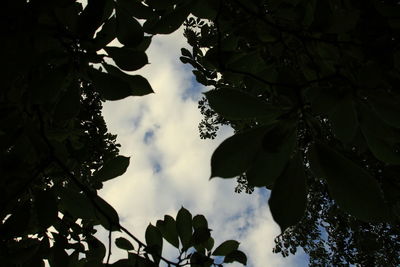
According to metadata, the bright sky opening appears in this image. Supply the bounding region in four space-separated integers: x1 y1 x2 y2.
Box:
100 28 308 267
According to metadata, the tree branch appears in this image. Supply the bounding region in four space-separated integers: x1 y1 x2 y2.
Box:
107 230 112 264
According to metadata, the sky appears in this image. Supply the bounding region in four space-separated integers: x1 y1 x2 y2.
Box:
99 28 308 267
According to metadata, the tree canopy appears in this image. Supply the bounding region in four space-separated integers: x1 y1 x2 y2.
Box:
180 0 400 265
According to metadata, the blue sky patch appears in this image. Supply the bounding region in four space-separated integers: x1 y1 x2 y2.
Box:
255 187 270 202
144 129 154 144
181 69 207 101
131 115 142 130
153 162 162 173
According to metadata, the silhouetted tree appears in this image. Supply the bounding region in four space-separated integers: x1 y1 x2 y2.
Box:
181 0 400 265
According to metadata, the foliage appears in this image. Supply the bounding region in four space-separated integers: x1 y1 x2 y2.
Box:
0 0 246 266
273 176 400 266
181 0 400 265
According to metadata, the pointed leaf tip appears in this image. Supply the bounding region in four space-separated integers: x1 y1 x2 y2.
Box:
268 153 307 232
115 237 134 251
212 240 240 256
176 207 192 251
93 155 130 183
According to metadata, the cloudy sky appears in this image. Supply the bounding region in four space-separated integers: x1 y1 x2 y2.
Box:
99 28 308 267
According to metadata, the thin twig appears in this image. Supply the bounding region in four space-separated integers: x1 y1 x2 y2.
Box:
107 229 112 264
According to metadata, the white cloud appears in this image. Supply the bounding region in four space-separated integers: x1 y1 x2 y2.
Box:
99 29 306 267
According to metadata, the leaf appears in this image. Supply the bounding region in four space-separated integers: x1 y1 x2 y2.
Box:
93 195 120 231
103 63 154 96
190 252 213 266
59 188 97 222
53 82 80 121
145 0 176 10
226 51 267 75
78 0 108 38
105 47 148 71
328 94 358 143
120 74 153 96
88 68 132 100
2 203 32 238
382 166 400 203
180 56 195 65
192 228 211 246
116 7 143 47
31 67 70 104
156 215 179 248
361 128 400 165
246 128 297 188
176 207 192 250
133 36 152 52
205 89 283 120
212 240 239 256
221 32 241 51
307 87 341 115
235 0 258 13
54 5 79 34
181 48 192 58
35 190 58 230
328 9 360 34
192 215 208 230
359 104 400 164
310 142 391 222
268 152 307 231
111 259 133 267
190 0 218 19
50 243 70 267
368 92 400 128
67 251 80 267
205 237 214 251
143 2 193 34
193 70 209 85
115 237 134 251
116 0 156 19
210 126 270 178
93 155 130 182
127 254 157 267
86 236 106 262
223 250 247 265
92 16 116 50
145 224 163 265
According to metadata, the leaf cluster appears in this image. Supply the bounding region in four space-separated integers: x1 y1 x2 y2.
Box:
181 0 400 265
113 207 246 267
